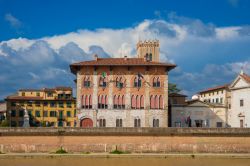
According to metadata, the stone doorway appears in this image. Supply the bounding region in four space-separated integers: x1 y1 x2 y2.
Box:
80 118 93 128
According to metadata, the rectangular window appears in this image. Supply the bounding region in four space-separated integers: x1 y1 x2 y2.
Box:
58 102 64 108
216 98 219 103
28 110 32 116
50 111 57 117
240 99 244 107
50 102 56 107
36 92 40 97
228 104 231 109
11 102 16 107
43 111 48 117
22 92 25 96
67 122 71 127
67 111 71 117
66 101 72 108
116 119 122 127
216 122 223 128
220 98 223 104
27 101 32 106
19 110 24 117
35 101 40 107
11 110 16 117
35 111 40 117
47 92 53 97
43 101 48 106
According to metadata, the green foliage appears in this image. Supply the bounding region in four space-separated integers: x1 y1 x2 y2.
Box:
41 121 47 127
0 120 9 127
168 83 181 94
110 147 130 154
82 151 90 154
55 147 68 154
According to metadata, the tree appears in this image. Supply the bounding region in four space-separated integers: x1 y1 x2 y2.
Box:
168 83 181 94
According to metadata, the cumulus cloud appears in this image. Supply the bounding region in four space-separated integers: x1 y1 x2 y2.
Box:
0 14 250 99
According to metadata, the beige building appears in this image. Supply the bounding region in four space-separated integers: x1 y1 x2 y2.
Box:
70 40 176 127
0 101 6 123
170 94 227 127
5 87 76 127
229 71 250 127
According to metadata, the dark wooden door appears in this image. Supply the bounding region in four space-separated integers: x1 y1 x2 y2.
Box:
240 120 244 128
81 118 93 127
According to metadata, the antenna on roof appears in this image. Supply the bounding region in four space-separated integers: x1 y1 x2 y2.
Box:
240 65 244 75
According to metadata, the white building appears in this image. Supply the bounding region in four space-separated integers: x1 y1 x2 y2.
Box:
229 71 250 127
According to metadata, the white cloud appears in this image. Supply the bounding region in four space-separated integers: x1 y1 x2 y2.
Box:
0 14 250 99
4 13 22 29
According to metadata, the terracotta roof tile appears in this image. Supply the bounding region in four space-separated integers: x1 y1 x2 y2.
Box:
70 57 176 74
241 73 250 84
199 84 229 94
5 96 43 100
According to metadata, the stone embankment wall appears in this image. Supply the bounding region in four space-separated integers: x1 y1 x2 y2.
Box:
1 128 250 153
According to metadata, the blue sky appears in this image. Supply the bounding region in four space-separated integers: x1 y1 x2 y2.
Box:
0 0 250 99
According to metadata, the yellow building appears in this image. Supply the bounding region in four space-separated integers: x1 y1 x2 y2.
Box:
5 87 76 127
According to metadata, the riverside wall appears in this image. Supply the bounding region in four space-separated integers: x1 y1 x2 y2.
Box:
1 128 250 153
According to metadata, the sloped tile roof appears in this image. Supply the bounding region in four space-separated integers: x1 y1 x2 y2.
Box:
241 73 250 84
199 84 230 94
70 57 176 74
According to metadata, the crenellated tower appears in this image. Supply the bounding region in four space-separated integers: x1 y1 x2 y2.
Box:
137 40 160 62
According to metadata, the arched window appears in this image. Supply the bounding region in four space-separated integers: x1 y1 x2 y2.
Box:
153 77 160 87
156 77 160 87
136 95 140 109
83 77 91 88
134 74 142 88
122 95 125 109
116 77 124 89
85 95 89 109
155 95 159 109
159 95 163 109
99 77 107 87
118 95 122 109
89 95 92 109
114 95 118 109
81 95 85 108
140 96 144 109
153 77 157 87
134 118 141 127
150 95 155 109
149 53 152 61
101 95 105 109
105 95 108 109
131 95 136 109
98 95 101 109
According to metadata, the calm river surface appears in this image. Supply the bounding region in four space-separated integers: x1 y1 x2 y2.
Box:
1 154 250 166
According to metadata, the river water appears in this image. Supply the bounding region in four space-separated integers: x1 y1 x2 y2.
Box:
1 155 250 166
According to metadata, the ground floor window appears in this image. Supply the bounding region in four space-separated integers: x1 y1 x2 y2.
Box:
195 120 203 127
216 122 223 128
153 119 159 127
240 119 244 128
66 122 71 127
18 121 24 127
116 119 122 127
99 119 106 127
134 118 141 127
11 121 17 127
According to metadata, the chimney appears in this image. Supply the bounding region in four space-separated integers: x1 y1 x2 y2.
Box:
124 55 127 61
94 54 98 61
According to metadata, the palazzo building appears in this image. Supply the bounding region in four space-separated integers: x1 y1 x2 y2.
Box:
5 87 76 127
70 40 176 127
